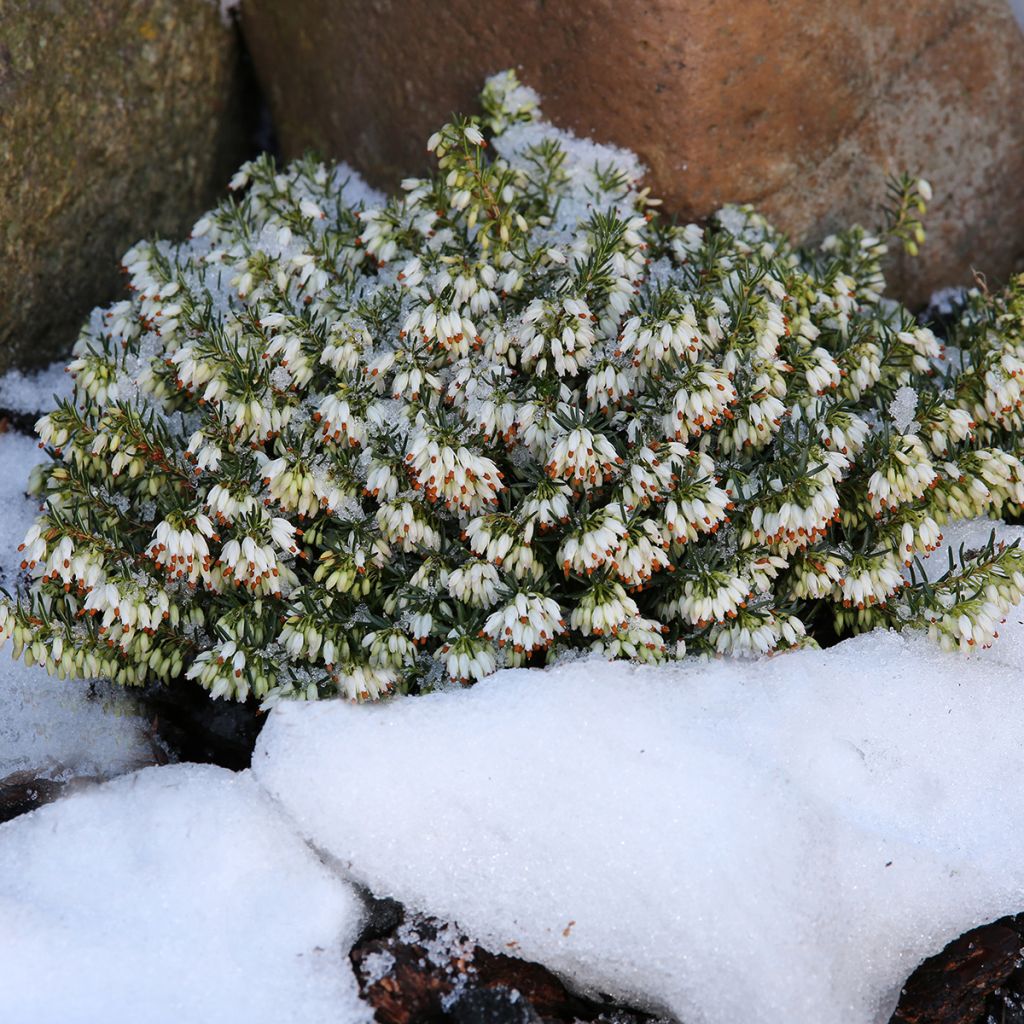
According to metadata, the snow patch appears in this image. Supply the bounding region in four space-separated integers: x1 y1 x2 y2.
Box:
888 385 918 433
0 764 371 1023
0 362 70 416
254 625 1024 1024
0 427 152 781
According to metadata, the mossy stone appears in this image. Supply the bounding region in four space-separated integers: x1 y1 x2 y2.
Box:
0 0 251 370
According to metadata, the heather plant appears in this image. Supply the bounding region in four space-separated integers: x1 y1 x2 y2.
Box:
5 71 1024 704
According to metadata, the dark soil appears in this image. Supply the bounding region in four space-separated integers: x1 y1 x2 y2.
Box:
136 677 265 771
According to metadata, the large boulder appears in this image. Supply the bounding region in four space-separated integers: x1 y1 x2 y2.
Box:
240 0 1024 306
0 0 253 371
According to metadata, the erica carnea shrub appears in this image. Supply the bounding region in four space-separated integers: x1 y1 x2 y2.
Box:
5 71 1024 704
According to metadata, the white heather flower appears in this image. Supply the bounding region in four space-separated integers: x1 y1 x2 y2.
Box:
809 404 870 458
406 555 451 593
261 456 320 518
447 560 502 607
516 297 595 376
269 516 299 554
217 529 298 598
840 342 882 400
660 474 732 546
838 553 906 610
660 567 752 627
280 617 329 662
228 167 251 191
321 324 371 373
315 393 367 447
149 518 213 585
364 459 401 501
557 506 628 576
919 405 974 457
465 514 517 565
501 542 543 582
376 501 441 552
17 524 48 572
896 327 942 371
745 477 841 555
337 662 397 701
363 627 416 669
712 609 809 656
882 512 942 566
663 365 737 440
515 397 568 455
35 413 71 451
590 615 669 663
927 597 1005 652
300 199 325 220
520 479 572 536
671 222 704 261
719 388 787 452
613 519 671 588
746 554 790 594
41 535 75 585
585 360 636 413
404 429 504 513
186 635 271 701
617 442 691 511
186 430 222 474
437 629 497 683
800 347 842 397
788 550 846 601
471 391 518 443
570 580 639 637
616 308 704 368
205 484 257 524
867 434 938 515
545 426 622 490
67 354 120 407
483 591 566 660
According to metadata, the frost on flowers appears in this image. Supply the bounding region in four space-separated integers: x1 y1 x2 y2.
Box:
6 70 1024 704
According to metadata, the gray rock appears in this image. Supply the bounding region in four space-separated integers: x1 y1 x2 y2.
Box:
0 0 252 371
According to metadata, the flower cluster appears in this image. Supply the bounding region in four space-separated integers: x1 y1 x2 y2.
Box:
6 71 1024 705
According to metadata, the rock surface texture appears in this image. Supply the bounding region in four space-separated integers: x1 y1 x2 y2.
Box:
0 0 252 370
240 0 1024 306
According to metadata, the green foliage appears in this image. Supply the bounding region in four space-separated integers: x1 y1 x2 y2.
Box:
5 71 1024 704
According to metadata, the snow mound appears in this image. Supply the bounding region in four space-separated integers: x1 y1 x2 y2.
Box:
0 655 153 782
0 428 152 781
254 626 1024 1024
0 764 370 1024
0 363 70 416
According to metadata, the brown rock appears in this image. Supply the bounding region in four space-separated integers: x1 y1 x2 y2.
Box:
891 916 1023 1024
240 0 1024 306
350 908 651 1024
0 770 69 823
0 0 253 371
